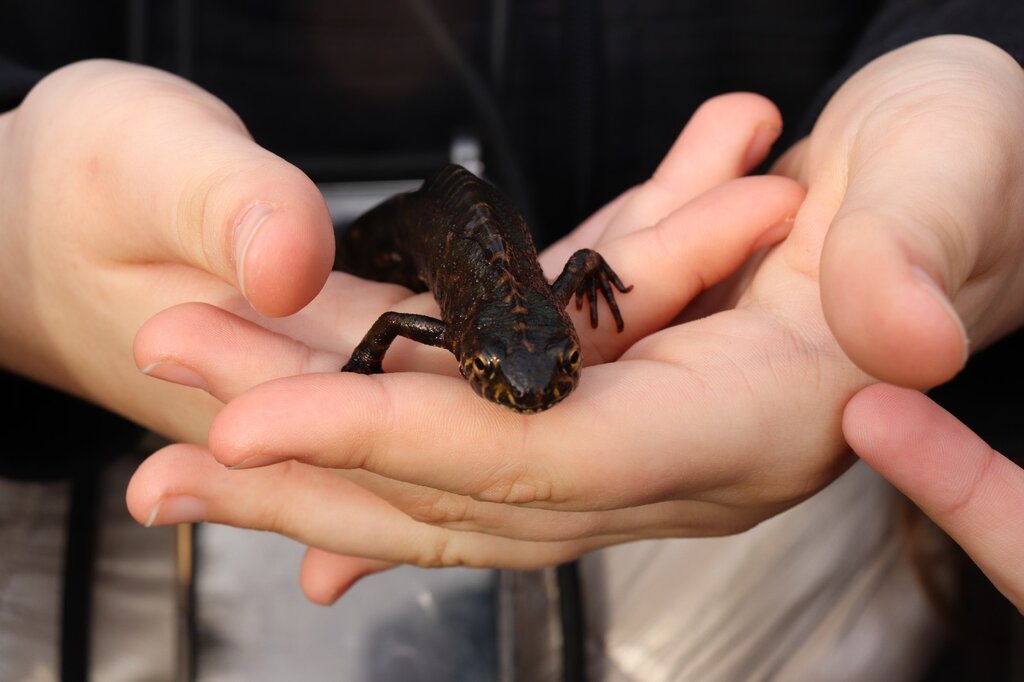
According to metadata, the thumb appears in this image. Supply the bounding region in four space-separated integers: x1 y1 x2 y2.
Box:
817 38 1024 389
48 61 334 317
820 190 970 389
817 118 985 388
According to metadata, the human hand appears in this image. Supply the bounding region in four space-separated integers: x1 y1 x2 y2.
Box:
128 93 813 601
0 59 336 442
795 34 1024 612
127 35 1024 603
778 34 1024 612
776 35 1024 388
845 384 1024 613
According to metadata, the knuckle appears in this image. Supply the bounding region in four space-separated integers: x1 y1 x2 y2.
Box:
176 165 239 273
250 459 304 534
940 446 997 520
472 462 558 506
411 533 461 569
403 489 474 527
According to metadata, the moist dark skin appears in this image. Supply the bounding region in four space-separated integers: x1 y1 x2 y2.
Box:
334 164 632 413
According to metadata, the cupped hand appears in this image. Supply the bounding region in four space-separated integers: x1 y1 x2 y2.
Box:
127 92 828 602
0 59 335 442
127 36 1024 604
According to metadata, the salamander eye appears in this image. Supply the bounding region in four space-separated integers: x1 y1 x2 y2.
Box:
472 354 497 378
563 346 582 373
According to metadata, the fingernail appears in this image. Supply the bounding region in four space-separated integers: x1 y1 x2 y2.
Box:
140 361 207 390
145 496 207 527
234 202 276 301
911 265 971 364
753 214 797 250
743 122 782 169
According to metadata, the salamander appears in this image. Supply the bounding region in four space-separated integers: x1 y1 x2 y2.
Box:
333 163 632 413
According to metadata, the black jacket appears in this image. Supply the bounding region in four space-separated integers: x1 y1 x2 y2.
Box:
2 0 1022 472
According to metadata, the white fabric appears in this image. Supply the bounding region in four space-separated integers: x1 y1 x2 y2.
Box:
0 444 178 682
0 477 68 682
581 462 951 682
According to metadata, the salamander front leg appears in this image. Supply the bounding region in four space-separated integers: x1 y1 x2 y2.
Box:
551 249 633 332
342 312 449 374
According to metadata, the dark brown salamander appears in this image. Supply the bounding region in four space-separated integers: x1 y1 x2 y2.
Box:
333 163 632 413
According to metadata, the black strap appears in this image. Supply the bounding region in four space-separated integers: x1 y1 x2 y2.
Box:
556 560 586 682
60 465 98 681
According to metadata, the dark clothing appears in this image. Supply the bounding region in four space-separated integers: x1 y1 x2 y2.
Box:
2 0 1022 474
3 0 1023 231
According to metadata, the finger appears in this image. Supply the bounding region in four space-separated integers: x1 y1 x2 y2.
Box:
207 353 770 513
126 444 604 568
123 104 334 318
817 78 1024 388
338 468 760 542
43 61 334 317
299 548 394 605
134 272 456 403
578 175 802 359
597 92 782 243
820 192 971 389
844 384 1024 610
296 497 757 620
542 92 781 270
134 302 345 402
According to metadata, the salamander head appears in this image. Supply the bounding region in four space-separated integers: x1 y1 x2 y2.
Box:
458 335 582 413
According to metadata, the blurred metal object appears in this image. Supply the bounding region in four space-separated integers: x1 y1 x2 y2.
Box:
176 523 195 682
498 567 566 682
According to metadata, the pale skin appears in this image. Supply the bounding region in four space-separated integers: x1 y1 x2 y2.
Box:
0 59 338 442
1 38 1021 612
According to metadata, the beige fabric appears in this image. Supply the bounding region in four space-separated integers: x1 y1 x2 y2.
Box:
91 450 178 682
0 477 69 682
0 439 178 682
581 462 951 682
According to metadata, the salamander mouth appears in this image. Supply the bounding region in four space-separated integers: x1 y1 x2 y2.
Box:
485 381 575 414
498 395 562 414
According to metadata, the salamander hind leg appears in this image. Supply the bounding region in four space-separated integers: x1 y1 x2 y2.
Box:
342 312 449 374
551 249 633 332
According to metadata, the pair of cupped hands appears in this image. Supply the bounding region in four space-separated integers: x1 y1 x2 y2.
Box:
2 35 1022 609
